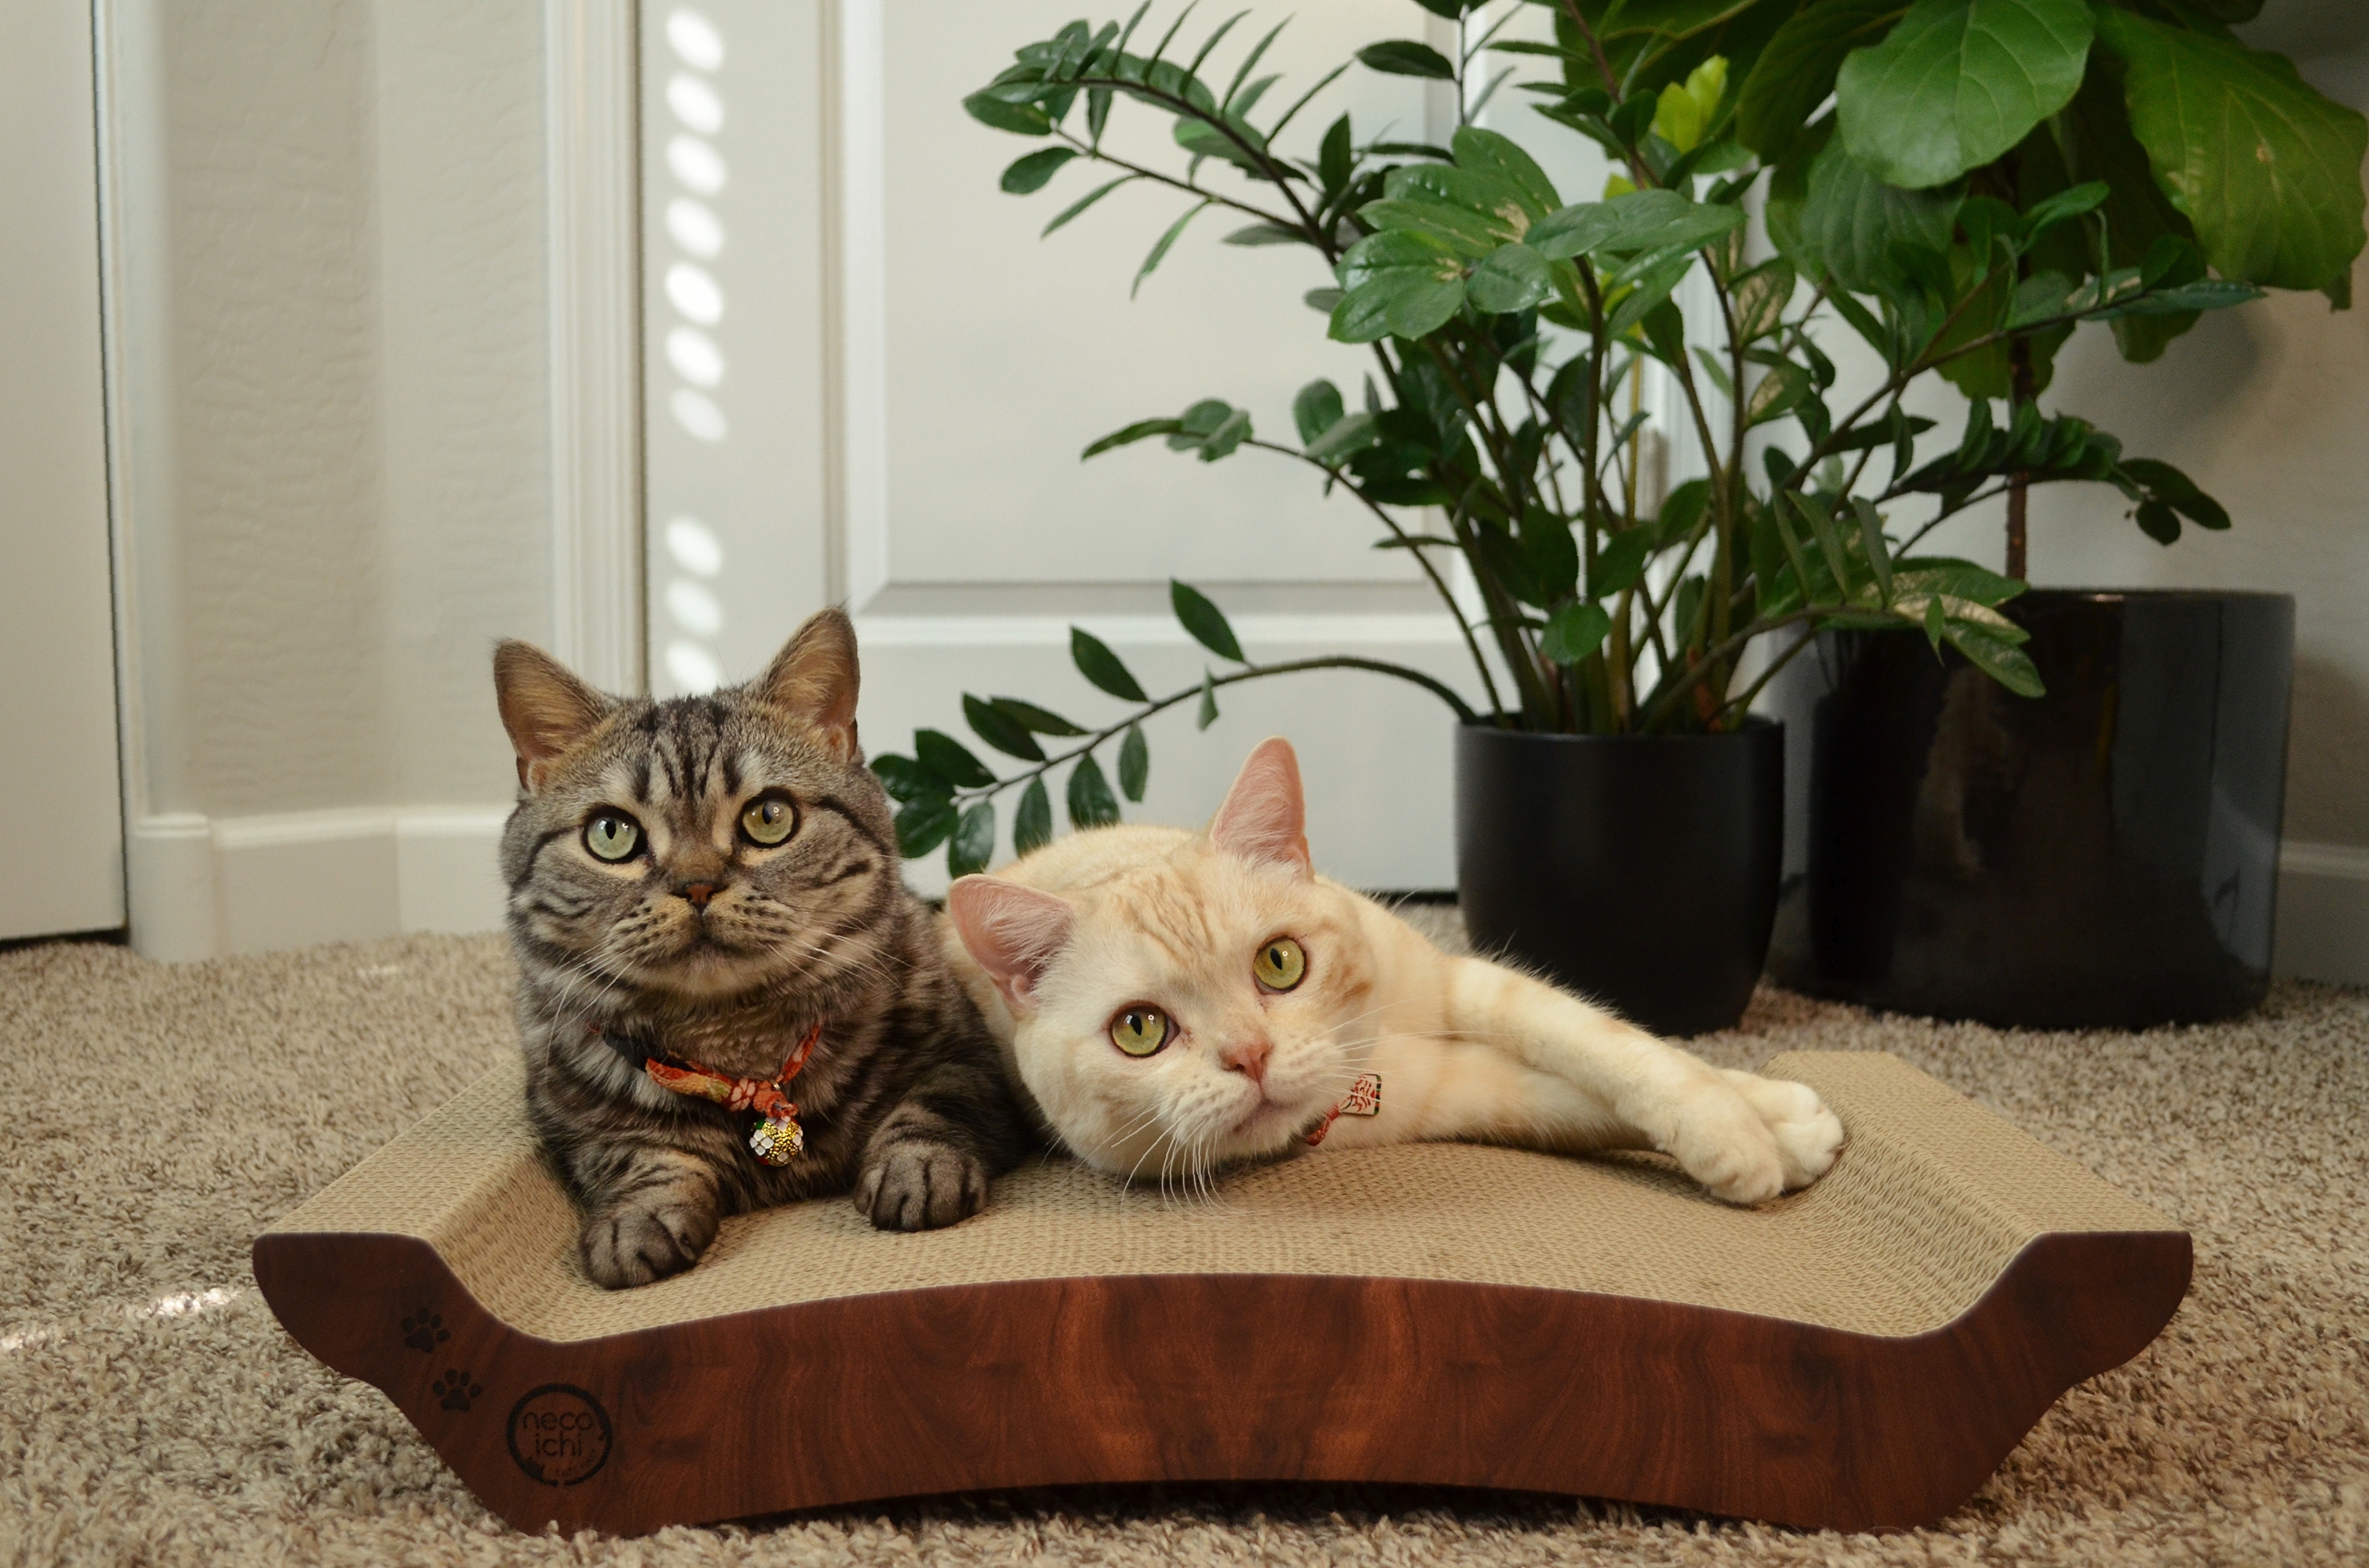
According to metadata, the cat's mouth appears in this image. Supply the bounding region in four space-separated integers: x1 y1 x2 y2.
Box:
1228 1094 1311 1138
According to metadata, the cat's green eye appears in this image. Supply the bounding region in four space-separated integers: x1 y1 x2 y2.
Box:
583 810 642 864
740 793 797 847
1109 1004 1171 1059
1253 936 1306 992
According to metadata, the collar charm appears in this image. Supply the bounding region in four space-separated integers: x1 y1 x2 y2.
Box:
1303 1072 1382 1147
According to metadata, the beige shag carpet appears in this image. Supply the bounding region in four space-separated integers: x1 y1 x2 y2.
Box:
2 922 2364 1566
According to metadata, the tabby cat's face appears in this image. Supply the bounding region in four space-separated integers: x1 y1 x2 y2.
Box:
495 612 896 1006
1011 844 1376 1180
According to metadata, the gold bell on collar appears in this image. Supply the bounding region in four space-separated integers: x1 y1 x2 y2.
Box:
749 1110 804 1166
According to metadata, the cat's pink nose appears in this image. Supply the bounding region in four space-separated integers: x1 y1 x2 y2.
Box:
678 881 717 909
1221 1038 1271 1085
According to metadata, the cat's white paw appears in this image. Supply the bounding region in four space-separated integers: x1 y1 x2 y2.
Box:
1720 1069 1847 1191
1667 1085 1789 1205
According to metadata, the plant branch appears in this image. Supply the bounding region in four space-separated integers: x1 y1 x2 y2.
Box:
952 654 1482 807
1244 436 1507 716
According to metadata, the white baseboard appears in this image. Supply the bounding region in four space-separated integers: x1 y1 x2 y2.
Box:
2275 840 2369 988
127 805 512 961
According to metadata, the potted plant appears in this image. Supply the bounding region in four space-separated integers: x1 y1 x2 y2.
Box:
1739 0 2363 1028
873 0 2318 1036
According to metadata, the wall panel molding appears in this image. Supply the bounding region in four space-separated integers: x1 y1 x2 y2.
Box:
547 0 646 694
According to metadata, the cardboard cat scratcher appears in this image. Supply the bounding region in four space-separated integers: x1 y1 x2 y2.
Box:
253 1051 2189 1536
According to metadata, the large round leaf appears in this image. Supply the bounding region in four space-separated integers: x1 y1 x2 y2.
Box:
1836 0 2093 189
1737 0 1907 162
1781 134 1961 293
2095 11 2368 295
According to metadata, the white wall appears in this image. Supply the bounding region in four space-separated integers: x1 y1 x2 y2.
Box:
104 0 553 957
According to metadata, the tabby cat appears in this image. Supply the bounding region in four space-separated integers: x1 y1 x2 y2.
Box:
495 609 1026 1288
944 737 1844 1202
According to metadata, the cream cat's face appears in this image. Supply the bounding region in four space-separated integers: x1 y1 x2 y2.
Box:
1017 849 1374 1179
951 739 1380 1182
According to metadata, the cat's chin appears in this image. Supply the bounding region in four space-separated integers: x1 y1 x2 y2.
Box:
632 943 786 1000
1223 1096 1324 1157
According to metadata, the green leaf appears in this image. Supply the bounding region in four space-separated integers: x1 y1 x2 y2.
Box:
1745 361 1813 427
894 795 958 858
1197 669 1221 730
1224 221 1306 246
1042 174 1135 237
1171 580 1245 662
1852 496 1893 603
870 754 941 804
1785 133 1961 292
963 694 1044 761
2095 12 2369 293
963 89 1054 137
1338 228 1466 289
989 697 1088 737
1197 408 1252 461
1947 623 2045 697
2135 498 2181 544
949 800 996 877
1738 0 1906 162
1450 125 1561 218
1466 242 1551 313
1835 0 2094 190
1001 146 1077 194
914 728 994 789
1589 528 1657 599
1134 199 1214 298
1070 627 1148 702
1539 602 1612 666
1332 273 1467 342
1293 380 1344 446
1118 723 1150 802
1012 777 1054 856
1066 754 1121 829
1083 417 1184 459
1358 40 1456 80
1304 411 1381 464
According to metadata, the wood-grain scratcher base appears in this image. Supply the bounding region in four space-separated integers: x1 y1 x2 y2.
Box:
252 1051 2189 1537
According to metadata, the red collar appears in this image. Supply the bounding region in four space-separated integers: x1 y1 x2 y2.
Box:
587 1018 823 1165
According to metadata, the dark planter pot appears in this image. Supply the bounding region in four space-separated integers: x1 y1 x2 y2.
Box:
1455 720 1783 1038
1763 589 2294 1030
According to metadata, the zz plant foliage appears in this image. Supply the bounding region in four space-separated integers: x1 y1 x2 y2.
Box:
879 0 2367 877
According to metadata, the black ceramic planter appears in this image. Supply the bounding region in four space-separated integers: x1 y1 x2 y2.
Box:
1763 589 2294 1029
1455 720 1783 1037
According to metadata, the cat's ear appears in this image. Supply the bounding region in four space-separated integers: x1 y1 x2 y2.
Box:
947 876 1074 1012
756 607 861 762
1208 736 1311 878
493 641 616 792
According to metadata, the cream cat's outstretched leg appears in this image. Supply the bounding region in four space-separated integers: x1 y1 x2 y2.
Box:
1433 951 1844 1204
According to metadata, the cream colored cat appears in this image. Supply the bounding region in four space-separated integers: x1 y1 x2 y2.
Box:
942 737 1845 1203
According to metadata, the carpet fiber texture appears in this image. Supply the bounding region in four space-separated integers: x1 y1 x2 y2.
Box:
2 923 2364 1566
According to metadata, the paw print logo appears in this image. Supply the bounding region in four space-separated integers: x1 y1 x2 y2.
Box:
401 1310 450 1353
432 1369 484 1413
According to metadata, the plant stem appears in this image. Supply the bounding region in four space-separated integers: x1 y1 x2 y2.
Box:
1243 436 1507 718
954 654 1481 804
2006 335 2035 580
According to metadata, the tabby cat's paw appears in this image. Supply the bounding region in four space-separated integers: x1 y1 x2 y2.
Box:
855 1141 989 1231
1719 1069 1847 1192
580 1192 719 1289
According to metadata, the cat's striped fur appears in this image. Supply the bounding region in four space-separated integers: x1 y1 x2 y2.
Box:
495 609 1026 1289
